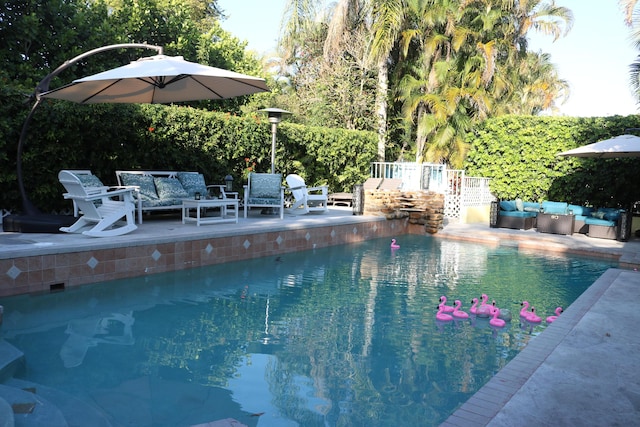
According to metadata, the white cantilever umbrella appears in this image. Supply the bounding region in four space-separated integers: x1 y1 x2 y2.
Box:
557 134 640 158
41 54 269 104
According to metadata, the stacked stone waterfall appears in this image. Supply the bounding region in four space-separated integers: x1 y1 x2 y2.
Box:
363 189 444 234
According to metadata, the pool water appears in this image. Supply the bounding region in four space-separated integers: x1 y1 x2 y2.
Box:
1 235 616 426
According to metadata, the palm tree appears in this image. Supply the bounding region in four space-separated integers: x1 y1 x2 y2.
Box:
369 0 406 161
396 0 573 166
622 0 640 102
620 0 639 26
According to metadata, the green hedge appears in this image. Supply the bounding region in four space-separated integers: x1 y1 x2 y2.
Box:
4 100 640 214
1 101 377 213
464 115 640 208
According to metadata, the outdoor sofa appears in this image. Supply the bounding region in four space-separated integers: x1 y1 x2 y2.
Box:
585 207 630 240
490 199 539 230
491 198 631 241
115 170 226 223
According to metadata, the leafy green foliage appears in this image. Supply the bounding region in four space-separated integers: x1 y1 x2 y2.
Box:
3 103 376 212
464 115 640 208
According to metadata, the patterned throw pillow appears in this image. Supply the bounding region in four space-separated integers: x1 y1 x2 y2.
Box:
250 173 282 198
77 173 104 188
515 198 524 212
120 173 159 200
177 172 207 198
154 177 188 200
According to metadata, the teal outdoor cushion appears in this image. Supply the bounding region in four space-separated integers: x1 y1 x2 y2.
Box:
542 201 568 214
568 204 584 215
601 208 622 222
585 217 616 227
177 172 207 198
154 177 188 200
120 173 159 200
500 210 537 218
499 200 517 211
250 173 282 198
77 174 104 187
140 198 183 208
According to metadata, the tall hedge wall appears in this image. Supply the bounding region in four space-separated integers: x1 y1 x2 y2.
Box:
1 101 378 213
3 98 640 214
464 115 640 208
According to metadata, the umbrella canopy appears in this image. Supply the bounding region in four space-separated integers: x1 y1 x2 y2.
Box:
557 134 640 158
41 55 269 104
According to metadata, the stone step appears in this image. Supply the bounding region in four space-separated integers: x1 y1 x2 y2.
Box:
5 379 113 427
0 383 67 427
0 341 24 383
0 396 14 427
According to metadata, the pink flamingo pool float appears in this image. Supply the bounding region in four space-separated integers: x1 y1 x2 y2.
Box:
439 296 455 313
469 298 479 315
519 301 541 322
546 307 563 323
390 239 400 249
520 301 532 319
489 307 506 328
492 300 512 322
527 306 542 323
436 303 453 322
476 294 492 318
452 300 469 319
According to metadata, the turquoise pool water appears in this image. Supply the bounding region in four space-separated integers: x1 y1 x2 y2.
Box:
1 235 616 426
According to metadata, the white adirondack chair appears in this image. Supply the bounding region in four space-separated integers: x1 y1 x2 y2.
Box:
285 174 328 214
58 170 137 237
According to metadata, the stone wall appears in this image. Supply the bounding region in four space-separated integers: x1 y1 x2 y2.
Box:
363 189 445 234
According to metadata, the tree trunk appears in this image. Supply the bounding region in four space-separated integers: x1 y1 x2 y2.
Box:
415 103 426 163
375 58 388 162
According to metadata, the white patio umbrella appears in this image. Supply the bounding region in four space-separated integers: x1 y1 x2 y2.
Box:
12 44 269 230
41 54 269 104
557 134 640 158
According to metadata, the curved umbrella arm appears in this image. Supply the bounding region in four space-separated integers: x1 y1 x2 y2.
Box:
34 43 163 100
18 43 164 215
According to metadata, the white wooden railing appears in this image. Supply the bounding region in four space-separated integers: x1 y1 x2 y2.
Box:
370 162 494 220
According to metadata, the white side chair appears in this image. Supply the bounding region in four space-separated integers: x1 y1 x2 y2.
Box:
58 170 137 237
285 174 329 214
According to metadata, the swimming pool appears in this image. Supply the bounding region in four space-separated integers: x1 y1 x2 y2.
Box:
1 235 616 426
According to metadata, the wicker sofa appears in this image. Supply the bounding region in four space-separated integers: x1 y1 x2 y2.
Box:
491 199 539 230
584 207 629 240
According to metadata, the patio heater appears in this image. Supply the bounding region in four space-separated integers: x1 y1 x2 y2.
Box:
259 108 291 174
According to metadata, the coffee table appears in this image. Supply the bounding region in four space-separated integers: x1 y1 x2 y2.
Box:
537 212 574 235
182 198 238 226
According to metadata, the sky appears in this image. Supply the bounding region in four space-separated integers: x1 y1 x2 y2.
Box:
219 0 639 117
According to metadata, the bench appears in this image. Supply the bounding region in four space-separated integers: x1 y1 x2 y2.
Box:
115 170 233 223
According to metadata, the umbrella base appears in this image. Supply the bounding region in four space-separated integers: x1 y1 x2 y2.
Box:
3 214 76 233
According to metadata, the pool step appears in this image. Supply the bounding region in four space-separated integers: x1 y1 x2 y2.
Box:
0 340 112 427
0 383 67 426
0 340 24 383
5 379 113 427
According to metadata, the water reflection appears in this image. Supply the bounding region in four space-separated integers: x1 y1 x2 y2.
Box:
1 235 615 426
